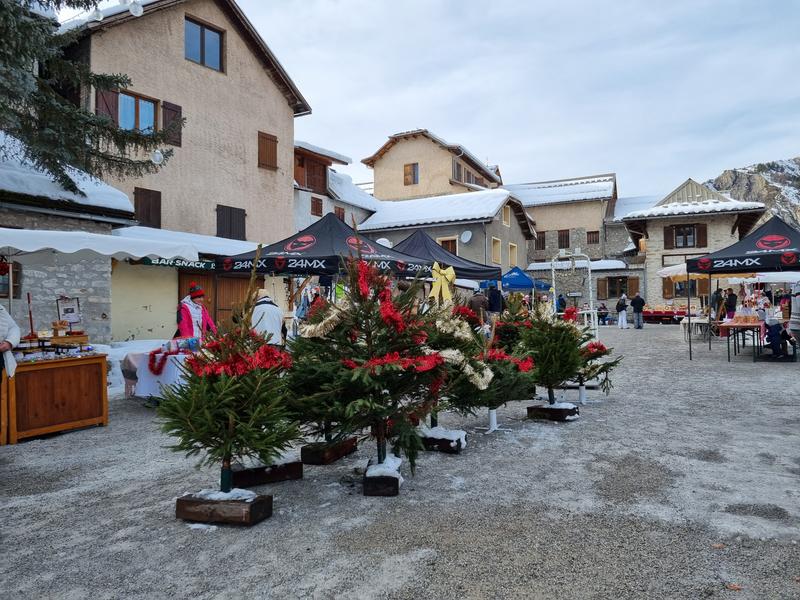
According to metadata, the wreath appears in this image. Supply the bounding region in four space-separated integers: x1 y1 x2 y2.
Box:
148 349 180 375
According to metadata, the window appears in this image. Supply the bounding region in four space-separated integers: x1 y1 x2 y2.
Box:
675 225 696 248
437 237 457 255
673 279 698 298
119 92 157 133
403 163 419 186
311 197 323 217
0 262 22 299
509 242 518 266
607 276 628 298
558 229 570 249
587 230 600 245
534 231 546 251
185 18 223 71
334 206 345 221
258 132 278 169
217 204 246 240
502 205 511 227
452 159 463 182
491 237 502 264
134 187 161 228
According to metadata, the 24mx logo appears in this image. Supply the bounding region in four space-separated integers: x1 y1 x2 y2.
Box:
712 258 762 268
782 252 798 266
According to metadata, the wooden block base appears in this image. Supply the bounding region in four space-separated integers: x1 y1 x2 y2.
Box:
422 436 463 454
176 494 273 526
526 404 580 422
301 437 358 465
363 474 400 497
231 461 303 488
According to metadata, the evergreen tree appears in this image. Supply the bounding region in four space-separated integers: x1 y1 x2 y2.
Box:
0 1 181 193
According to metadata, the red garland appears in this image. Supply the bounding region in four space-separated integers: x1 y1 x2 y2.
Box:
378 288 406 333
480 349 535 372
186 339 292 378
341 351 444 374
581 341 608 359
148 349 179 375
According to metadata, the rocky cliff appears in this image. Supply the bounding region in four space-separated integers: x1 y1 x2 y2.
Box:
706 157 800 226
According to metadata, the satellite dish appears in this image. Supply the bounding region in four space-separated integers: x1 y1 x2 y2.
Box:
376 237 392 248
459 230 473 244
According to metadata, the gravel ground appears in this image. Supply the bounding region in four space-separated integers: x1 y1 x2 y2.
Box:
1 326 799 599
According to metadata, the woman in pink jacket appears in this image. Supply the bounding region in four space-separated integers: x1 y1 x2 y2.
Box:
176 282 217 338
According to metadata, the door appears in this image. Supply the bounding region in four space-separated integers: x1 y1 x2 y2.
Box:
215 275 264 328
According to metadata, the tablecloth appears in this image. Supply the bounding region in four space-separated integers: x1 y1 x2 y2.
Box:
133 352 190 398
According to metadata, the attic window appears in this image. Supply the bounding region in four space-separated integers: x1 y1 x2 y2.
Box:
404 163 419 186
185 17 223 71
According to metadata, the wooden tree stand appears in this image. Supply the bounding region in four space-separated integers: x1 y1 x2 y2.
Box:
363 473 400 497
421 436 463 454
231 461 303 488
301 437 358 465
527 404 580 422
176 494 273 526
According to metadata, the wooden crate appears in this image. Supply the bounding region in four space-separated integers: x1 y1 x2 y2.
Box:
5 354 108 444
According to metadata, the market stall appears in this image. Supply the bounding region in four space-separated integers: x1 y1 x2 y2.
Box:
393 230 501 280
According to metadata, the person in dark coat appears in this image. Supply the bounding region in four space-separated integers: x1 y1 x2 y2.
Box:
487 284 505 321
725 288 738 319
630 292 646 329
597 303 609 325
557 294 567 313
468 289 489 323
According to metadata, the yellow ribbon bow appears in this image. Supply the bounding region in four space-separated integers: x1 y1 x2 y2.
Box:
429 261 456 302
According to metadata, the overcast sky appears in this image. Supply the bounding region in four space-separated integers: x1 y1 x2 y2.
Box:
64 1 800 196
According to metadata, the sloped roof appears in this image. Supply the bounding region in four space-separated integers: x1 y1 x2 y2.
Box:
327 170 380 212
503 174 616 208
0 131 133 217
61 0 311 116
358 188 533 237
612 195 662 221
114 226 258 256
294 141 351 165
361 129 501 184
622 179 764 220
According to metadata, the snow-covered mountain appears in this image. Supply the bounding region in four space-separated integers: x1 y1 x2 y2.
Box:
706 157 800 226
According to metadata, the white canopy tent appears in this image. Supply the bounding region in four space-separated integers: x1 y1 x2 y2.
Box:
1 227 199 312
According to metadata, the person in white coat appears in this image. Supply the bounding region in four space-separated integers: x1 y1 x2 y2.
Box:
0 304 21 377
616 294 629 329
251 290 285 346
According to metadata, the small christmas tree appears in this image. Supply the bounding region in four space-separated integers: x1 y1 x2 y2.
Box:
158 269 299 493
577 337 621 394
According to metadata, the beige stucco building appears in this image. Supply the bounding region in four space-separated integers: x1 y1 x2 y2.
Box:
362 129 502 201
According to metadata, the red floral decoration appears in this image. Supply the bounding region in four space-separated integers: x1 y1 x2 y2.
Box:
563 306 579 322
307 297 328 320
341 351 444 374
148 349 180 375
186 334 292 378
378 288 406 333
452 305 480 326
581 340 608 359
480 348 535 372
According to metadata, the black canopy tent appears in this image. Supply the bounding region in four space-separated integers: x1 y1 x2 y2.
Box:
216 213 432 276
684 215 800 359
393 230 502 280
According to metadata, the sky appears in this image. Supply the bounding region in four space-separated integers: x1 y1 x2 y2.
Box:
62 0 800 196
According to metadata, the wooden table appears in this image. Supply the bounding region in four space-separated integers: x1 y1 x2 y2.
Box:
718 323 764 362
1 354 108 444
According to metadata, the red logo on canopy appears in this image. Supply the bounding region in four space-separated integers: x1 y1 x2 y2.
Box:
285 235 316 252
346 236 376 254
274 256 287 270
756 234 791 250
781 251 798 266
222 258 233 271
396 261 406 271
697 257 712 271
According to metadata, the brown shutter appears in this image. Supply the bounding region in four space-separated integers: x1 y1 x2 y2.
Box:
306 160 327 194
663 226 674 249
258 132 278 169
217 204 230 237
662 277 674 299
596 277 608 300
696 223 707 248
627 276 640 296
134 187 162 228
162 101 182 146
95 88 119 124
231 207 246 240
404 163 413 185
698 276 710 296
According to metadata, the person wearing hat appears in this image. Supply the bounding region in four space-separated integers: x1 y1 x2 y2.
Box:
176 282 217 338
0 304 21 378
251 289 286 346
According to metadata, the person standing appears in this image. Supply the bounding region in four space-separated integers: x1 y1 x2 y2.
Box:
0 304 21 378
177 282 217 339
251 290 286 346
597 303 609 325
557 294 567 313
468 289 489 323
789 282 800 342
724 288 738 319
487 284 505 321
616 294 629 329
630 292 646 329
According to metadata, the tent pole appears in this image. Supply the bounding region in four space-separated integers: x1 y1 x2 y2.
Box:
6 249 12 314
686 273 692 361
708 272 712 350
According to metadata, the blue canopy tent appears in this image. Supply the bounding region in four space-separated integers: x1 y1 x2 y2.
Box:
483 266 549 292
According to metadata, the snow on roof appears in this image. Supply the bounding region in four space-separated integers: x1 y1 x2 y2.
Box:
294 140 351 165
612 195 662 221
0 132 133 214
503 174 616 207
358 188 512 231
114 226 259 256
327 170 380 212
622 198 765 220
59 0 162 30
527 259 628 271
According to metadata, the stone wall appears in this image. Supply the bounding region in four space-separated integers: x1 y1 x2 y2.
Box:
528 266 646 309
528 228 604 264
1 209 113 343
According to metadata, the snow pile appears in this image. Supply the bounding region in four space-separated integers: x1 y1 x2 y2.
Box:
189 488 257 502
418 425 467 449
327 170 381 211
294 140 352 165
548 402 577 409
188 523 218 532
366 455 404 485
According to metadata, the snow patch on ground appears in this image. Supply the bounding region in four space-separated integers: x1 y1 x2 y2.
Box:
188 488 257 502
418 425 467 449
548 402 577 409
366 455 404 485
187 523 218 532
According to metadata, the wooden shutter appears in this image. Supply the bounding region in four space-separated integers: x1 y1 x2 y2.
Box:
696 223 707 248
162 101 182 146
596 277 608 300
311 197 323 217
230 207 246 240
258 132 278 169
663 226 674 249
334 206 345 221
698 276 710 296
95 88 118 124
627 276 640 296
662 277 674 299
306 160 327 194
404 163 413 186
134 187 162 228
